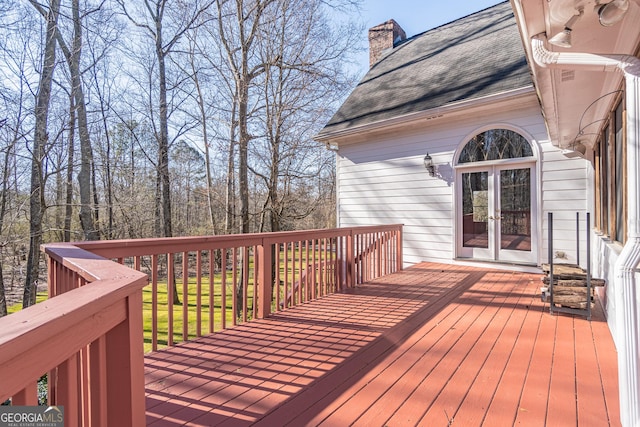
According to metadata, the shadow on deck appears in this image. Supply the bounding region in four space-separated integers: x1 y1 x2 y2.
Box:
144 262 620 426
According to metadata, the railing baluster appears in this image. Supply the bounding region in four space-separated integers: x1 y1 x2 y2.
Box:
243 246 249 322
377 232 382 279
291 243 296 306
357 233 362 284
209 249 215 334
298 241 303 303
231 247 237 326
196 251 202 337
167 253 175 347
182 251 189 342
305 240 310 301
56 353 80 426
366 232 371 282
12 383 37 406
312 239 317 300
331 237 335 291
222 248 228 330
81 345 90 425
275 243 281 312
336 236 342 290
369 232 373 280
241 246 247 322
253 244 258 319
89 335 107 426
319 239 323 295
284 243 289 309
151 254 158 351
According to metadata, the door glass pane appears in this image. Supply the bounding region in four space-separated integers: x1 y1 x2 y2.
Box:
462 171 488 248
500 168 531 251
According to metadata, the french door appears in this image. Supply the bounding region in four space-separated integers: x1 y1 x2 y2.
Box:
457 163 536 264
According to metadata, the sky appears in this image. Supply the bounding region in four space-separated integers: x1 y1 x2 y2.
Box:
352 0 505 74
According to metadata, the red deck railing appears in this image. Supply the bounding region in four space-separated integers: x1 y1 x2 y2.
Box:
0 243 148 426
0 225 402 426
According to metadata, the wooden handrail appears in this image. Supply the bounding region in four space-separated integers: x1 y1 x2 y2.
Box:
0 224 402 426
0 244 147 426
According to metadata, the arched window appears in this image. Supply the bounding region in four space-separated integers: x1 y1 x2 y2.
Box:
458 129 533 164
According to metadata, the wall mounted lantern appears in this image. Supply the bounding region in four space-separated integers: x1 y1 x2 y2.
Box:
423 153 435 177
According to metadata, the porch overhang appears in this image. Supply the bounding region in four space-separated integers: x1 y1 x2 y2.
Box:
511 0 640 150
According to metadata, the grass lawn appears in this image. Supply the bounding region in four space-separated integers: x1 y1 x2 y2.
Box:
142 276 246 353
7 247 336 354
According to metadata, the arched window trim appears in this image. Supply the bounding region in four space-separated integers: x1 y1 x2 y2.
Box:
453 125 538 166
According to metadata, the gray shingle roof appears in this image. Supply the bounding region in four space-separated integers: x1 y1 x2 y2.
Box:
319 1 531 136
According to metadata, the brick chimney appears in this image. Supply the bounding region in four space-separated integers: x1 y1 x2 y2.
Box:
368 19 406 67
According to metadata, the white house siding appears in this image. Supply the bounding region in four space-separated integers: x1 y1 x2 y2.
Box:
335 91 590 268
591 233 622 341
539 146 590 266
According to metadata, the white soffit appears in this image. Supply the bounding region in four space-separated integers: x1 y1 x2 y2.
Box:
513 0 640 148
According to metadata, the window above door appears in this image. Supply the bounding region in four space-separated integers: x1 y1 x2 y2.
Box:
458 129 534 164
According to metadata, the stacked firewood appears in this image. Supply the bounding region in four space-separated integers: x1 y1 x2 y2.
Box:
540 264 605 309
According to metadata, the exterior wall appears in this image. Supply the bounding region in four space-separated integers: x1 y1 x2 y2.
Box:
539 143 590 266
591 231 622 340
336 92 590 268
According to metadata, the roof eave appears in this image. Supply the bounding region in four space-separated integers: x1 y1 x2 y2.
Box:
315 85 535 145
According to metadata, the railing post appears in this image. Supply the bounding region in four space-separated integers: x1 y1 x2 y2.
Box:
346 230 355 288
396 226 403 272
105 291 145 427
257 241 273 319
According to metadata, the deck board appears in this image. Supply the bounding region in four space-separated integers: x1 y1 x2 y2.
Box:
145 263 620 426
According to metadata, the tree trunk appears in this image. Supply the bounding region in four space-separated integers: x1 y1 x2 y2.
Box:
64 93 75 242
225 99 237 235
238 73 250 234
24 0 61 308
70 0 98 241
191 60 217 234
155 15 179 304
154 168 162 237
103 115 113 240
156 37 173 240
0 124 12 316
0 261 6 317
91 161 100 234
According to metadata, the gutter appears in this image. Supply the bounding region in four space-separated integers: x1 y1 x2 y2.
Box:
532 34 640 427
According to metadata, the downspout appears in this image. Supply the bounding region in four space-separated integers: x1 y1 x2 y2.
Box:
532 34 640 427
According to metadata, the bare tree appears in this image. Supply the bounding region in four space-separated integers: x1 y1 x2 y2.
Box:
0 117 11 316
52 89 75 242
118 0 214 240
23 0 61 308
29 0 101 240
254 0 360 232
215 0 279 234
118 0 214 304
175 31 220 234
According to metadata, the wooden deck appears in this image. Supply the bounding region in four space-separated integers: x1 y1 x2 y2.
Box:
144 263 620 426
